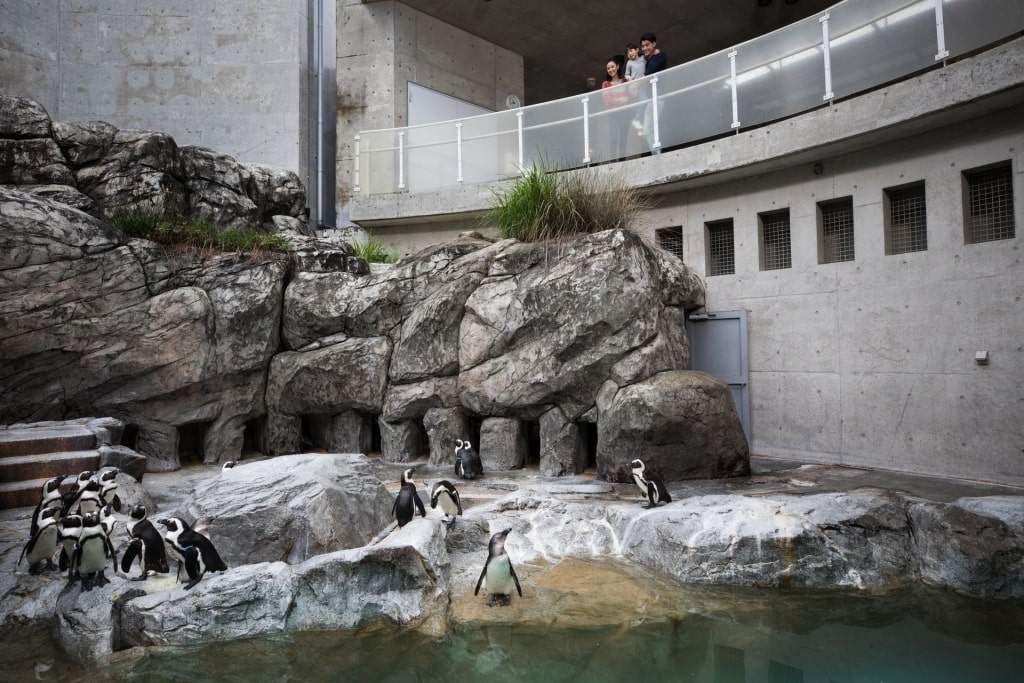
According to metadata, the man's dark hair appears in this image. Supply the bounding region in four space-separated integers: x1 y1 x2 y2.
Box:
640 32 657 44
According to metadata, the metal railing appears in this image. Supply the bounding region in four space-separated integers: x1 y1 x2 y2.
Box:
354 0 1023 196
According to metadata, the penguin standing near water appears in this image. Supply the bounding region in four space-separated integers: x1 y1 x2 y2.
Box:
474 528 522 607
18 507 61 574
159 517 228 590
630 458 671 508
121 505 169 580
429 480 463 527
392 468 425 527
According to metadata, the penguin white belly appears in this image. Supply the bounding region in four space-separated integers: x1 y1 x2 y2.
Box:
486 556 515 595
27 525 59 564
437 492 459 517
77 536 108 574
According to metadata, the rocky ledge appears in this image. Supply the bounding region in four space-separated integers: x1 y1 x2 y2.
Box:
1 454 1022 666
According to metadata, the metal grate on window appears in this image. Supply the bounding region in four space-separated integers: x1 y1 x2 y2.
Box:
656 226 684 260
820 198 855 263
760 210 791 270
966 163 1015 243
887 184 928 254
706 220 735 276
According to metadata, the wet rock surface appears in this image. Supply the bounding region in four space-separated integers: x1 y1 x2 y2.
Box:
1 455 1021 665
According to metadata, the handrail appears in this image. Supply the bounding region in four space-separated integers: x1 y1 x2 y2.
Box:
355 0 1024 196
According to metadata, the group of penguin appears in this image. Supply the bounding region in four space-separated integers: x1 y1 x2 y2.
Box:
17 469 227 592
390 439 672 608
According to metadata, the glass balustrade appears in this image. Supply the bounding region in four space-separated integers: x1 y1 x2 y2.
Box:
355 0 1023 196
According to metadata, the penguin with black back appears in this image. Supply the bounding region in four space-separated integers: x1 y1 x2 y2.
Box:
57 513 84 583
18 507 61 574
30 474 67 537
475 528 522 607
61 470 93 514
630 458 671 508
392 468 425 527
453 439 466 479
121 505 169 580
97 468 121 511
72 511 116 590
159 517 228 590
456 439 483 480
69 477 102 516
429 479 463 527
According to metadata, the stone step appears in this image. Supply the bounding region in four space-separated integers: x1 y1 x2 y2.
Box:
0 450 102 485
0 424 97 458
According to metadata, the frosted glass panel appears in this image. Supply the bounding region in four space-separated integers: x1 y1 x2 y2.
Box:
943 0 1024 57
735 20 825 126
357 129 401 195
520 98 588 170
406 123 459 192
461 110 521 185
656 50 734 148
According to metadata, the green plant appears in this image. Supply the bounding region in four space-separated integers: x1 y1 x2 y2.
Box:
350 234 400 264
484 163 649 242
107 207 290 256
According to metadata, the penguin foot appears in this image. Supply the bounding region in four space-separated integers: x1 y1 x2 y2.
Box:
130 575 148 582
183 578 201 590
487 594 511 607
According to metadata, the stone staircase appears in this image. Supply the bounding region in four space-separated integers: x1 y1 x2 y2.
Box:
0 421 102 510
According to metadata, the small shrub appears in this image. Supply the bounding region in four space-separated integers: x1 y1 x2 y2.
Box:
485 163 649 243
350 234 400 264
107 207 290 256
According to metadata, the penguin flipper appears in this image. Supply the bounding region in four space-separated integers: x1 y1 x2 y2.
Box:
509 562 523 597
474 561 489 596
454 490 463 516
414 494 426 518
112 495 122 512
121 539 142 573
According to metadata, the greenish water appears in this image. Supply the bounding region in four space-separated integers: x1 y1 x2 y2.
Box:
5 586 1023 682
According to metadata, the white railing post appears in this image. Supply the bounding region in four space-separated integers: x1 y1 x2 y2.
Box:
650 77 662 151
353 134 361 193
516 109 524 172
934 0 949 60
820 14 835 101
582 96 591 165
397 130 405 190
729 50 740 129
456 121 464 184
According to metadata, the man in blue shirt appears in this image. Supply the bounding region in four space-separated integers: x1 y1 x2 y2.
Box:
640 32 668 154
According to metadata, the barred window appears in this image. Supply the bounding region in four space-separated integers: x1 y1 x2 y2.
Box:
885 183 928 255
819 197 855 264
656 226 683 260
706 219 735 276
760 209 791 271
964 162 1015 243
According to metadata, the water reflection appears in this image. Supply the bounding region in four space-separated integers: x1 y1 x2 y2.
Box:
5 586 1023 682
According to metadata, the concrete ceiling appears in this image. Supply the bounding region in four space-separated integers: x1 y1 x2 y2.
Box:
390 0 838 104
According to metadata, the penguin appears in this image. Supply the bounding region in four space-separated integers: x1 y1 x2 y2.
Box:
429 479 463 527
474 528 522 607
61 470 94 513
97 468 121 512
68 477 102 516
158 517 228 590
629 458 672 508
455 439 483 480
98 503 117 538
30 474 67 537
392 468 425 528
453 439 466 479
120 505 169 580
57 513 84 582
72 512 116 591
18 507 61 574
221 460 237 471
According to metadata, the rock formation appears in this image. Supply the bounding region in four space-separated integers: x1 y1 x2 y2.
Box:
1 95 750 481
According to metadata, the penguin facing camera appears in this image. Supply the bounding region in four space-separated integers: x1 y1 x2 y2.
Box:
455 439 484 480
393 468 426 527
121 505 169 580
429 479 463 527
630 458 672 508
474 528 522 607
159 517 229 590
71 511 117 591
18 507 61 574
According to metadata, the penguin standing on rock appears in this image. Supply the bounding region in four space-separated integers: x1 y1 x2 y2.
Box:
455 439 483 480
392 468 425 528
97 468 121 511
630 458 671 508
71 512 116 591
18 507 61 574
121 505 169 580
429 480 463 527
57 513 84 582
30 474 67 537
474 528 522 607
159 517 228 590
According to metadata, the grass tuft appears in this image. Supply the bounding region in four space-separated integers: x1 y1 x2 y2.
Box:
350 234 400 264
108 206 290 257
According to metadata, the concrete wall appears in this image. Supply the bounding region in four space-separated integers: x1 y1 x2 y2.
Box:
0 0 309 176
641 108 1023 485
337 0 524 225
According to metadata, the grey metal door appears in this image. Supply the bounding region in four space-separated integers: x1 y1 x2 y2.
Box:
686 310 750 446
